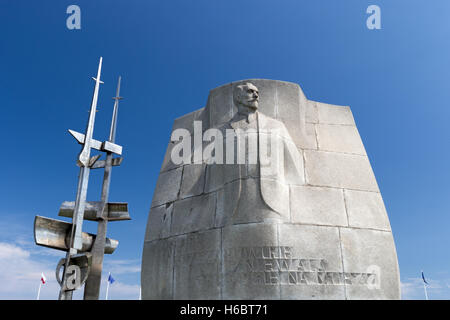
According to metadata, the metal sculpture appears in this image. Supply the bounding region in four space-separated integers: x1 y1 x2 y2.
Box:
34 58 130 300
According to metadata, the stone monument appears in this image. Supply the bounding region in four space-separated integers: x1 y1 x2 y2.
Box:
141 79 401 299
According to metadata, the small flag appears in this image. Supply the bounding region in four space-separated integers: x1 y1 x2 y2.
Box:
40 273 46 284
108 273 115 284
421 271 429 285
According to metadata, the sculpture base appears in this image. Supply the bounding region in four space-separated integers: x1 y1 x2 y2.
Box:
142 222 400 299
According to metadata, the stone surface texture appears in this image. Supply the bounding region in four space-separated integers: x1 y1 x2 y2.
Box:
142 79 400 300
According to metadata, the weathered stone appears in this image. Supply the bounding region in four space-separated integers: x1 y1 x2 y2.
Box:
281 137 305 185
304 150 379 192
160 108 205 172
233 178 285 225
316 124 366 155
160 141 180 173
151 167 183 207
304 123 318 150
245 129 260 178
180 164 206 199
317 102 355 126
222 127 259 179
204 163 241 193
290 186 348 227
222 223 280 299
340 228 401 299
306 100 318 123
141 239 174 299
171 193 216 236
145 203 173 241
173 229 221 299
173 108 205 134
344 190 391 231
278 224 345 299
276 81 307 148
259 178 290 218
205 83 234 128
214 180 240 228
142 79 400 300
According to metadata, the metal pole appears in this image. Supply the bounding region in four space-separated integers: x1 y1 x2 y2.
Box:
109 76 121 142
105 273 110 300
59 57 103 300
59 167 88 300
37 281 42 300
72 57 103 249
83 77 122 300
423 282 429 300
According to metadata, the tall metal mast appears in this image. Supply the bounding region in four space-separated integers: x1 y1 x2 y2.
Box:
58 57 104 300
84 77 124 299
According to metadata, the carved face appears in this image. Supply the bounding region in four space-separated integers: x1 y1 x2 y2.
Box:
234 83 259 110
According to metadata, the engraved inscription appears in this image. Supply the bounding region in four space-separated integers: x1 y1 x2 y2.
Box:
173 246 380 288
224 246 380 287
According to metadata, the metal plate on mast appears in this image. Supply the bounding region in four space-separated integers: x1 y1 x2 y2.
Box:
58 201 130 221
34 216 119 253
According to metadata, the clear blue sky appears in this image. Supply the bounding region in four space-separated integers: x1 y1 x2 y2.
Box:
0 0 448 299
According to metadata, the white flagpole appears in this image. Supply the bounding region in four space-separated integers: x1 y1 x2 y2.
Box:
421 270 429 300
139 286 141 300
36 281 42 300
105 273 110 300
423 282 429 300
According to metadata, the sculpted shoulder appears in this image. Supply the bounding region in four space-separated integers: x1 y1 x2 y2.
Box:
257 112 292 141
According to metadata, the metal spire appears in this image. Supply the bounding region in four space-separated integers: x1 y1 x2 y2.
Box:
110 76 123 142
84 76 126 300
58 57 104 300
78 57 104 168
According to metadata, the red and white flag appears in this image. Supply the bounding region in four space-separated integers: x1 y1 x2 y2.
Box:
40 273 46 284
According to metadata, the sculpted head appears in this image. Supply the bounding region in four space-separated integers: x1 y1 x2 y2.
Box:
233 82 259 112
